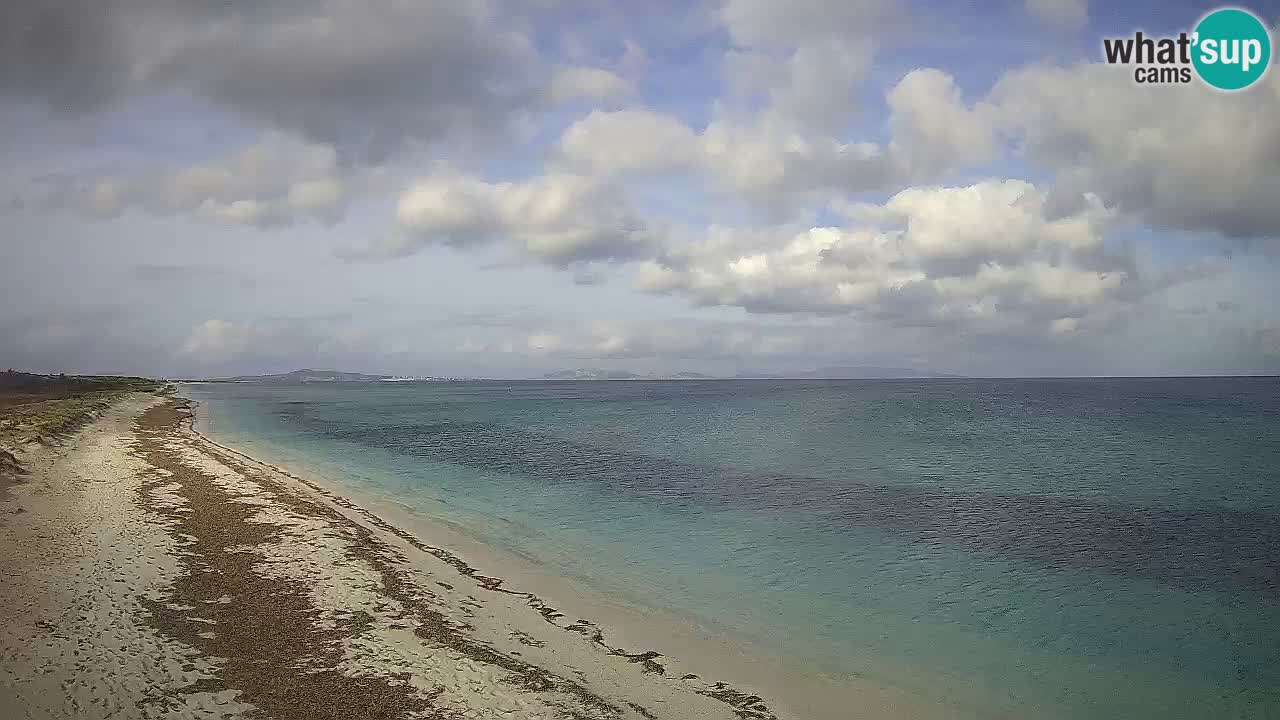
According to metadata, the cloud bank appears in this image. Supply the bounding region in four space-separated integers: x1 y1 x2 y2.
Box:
2 0 1276 377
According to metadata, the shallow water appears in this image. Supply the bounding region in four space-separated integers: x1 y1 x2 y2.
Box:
183 378 1280 719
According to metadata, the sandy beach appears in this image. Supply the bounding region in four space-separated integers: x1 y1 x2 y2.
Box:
0 390 781 720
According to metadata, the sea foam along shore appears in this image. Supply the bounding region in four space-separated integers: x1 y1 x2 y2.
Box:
0 390 781 720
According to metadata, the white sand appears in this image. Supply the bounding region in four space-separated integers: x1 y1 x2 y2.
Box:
0 394 251 719
0 393 788 719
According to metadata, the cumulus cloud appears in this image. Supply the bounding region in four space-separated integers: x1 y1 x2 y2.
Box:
554 67 988 206
557 110 701 176
194 199 282 228
699 119 892 204
992 65 1280 243
83 134 349 226
887 69 996 181
552 57 1280 241
5 0 1276 378
549 65 633 102
180 319 260 361
389 170 661 265
287 178 347 213
88 178 131 218
550 37 1278 249
718 0 899 140
725 40 875 135
637 179 1137 336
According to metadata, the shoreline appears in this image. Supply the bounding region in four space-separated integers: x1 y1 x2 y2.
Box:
182 397 780 713
183 391 948 720
0 391 789 719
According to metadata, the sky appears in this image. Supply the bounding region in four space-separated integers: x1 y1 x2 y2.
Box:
2 0 1278 379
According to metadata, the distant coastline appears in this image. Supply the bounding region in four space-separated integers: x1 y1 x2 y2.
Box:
182 366 966 384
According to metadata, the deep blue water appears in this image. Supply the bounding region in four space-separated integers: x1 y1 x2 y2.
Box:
183 378 1280 719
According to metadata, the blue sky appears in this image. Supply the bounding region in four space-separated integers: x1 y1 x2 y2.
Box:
2 0 1278 377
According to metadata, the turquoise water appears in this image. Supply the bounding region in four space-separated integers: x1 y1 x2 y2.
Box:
182 378 1280 719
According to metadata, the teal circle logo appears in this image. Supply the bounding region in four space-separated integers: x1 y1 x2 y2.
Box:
1192 8 1272 91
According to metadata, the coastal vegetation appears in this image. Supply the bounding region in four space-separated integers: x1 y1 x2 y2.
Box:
0 370 160 476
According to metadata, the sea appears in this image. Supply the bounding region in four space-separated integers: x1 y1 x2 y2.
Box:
181 378 1280 720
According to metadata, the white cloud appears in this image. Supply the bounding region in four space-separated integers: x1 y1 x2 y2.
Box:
557 110 701 176
80 134 350 227
887 69 996 181
555 108 890 205
395 174 502 244
287 177 346 212
638 179 1134 336
549 52 1279 252
725 40 874 134
1050 316 1081 336
841 179 1107 271
718 0 898 140
700 118 891 203
5 0 1277 380
393 171 660 265
553 67 986 206
992 65 1280 242
549 65 633 102
602 57 1280 243
89 178 131 218
180 319 258 360
196 198 281 227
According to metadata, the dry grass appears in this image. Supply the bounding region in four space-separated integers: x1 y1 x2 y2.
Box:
0 371 161 480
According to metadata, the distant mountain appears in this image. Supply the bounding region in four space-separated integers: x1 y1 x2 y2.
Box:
542 368 643 380
668 371 715 379
736 366 962 379
541 366 959 381
205 366 958 384
208 369 393 383
540 368 722 381
808 365 963 379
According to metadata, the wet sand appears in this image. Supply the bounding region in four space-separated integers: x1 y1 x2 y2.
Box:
0 392 781 719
